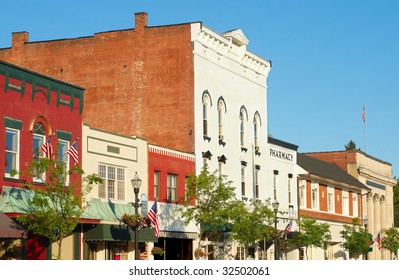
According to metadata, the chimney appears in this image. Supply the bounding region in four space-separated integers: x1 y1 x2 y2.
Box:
12 32 29 48
135 12 148 30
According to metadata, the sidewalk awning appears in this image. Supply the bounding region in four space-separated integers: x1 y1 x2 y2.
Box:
83 224 157 242
0 212 27 239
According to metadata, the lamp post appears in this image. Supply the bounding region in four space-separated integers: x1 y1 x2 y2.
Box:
363 217 369 260
272 199 280 260
131 172 142 260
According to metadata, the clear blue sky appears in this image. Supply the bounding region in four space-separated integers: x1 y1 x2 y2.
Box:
1 0 398 177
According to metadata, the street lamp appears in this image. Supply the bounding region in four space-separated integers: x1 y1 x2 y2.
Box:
131 172 142 260
272 198 280 260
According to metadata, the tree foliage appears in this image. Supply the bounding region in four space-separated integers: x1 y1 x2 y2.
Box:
345 140 357 150
12 150 101 260
340 218 370 259
290 216 331 260
179 165 275 259
229 199 275 247
381 227 399 259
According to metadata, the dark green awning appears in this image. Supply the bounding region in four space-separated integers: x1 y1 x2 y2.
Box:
83 224 157 242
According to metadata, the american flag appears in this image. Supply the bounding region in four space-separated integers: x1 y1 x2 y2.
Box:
147 201 160 237
67 140 79 163
41 137 53 159
374 232 382 250
284 220 293 234
362 105 366 123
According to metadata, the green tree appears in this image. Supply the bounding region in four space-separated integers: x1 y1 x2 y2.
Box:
345 140 357 150
12 150 101 260
290 216 331 260
381 228 399 259
340 218 370 259
229 199 275 247
179 165 244 259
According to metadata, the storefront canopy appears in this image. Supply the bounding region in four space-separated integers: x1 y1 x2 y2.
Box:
0 212 27 239
83 224 157 242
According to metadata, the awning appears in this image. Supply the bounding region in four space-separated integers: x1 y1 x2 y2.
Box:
0 212 27 239
83 224 157 242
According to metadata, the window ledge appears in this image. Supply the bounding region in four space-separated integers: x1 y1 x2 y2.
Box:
203 135 211 142
219 140 226 146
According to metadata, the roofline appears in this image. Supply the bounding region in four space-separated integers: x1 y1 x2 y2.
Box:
268 136 299 151
305 150 392 166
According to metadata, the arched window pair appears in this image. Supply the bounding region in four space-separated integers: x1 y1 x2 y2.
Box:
202 91 227 143
240 106 262 152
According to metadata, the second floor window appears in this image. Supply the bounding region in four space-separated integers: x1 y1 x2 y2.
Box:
33 122 46 181
98 164 125 200
167 173 178 202
327 187 334 212
311 183 318 210
5 128 19 177
154 171 160 200
241 166 246 197
203 94 210 137
58 140 69 185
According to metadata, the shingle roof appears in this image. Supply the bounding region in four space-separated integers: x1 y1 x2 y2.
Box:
297 153 370 190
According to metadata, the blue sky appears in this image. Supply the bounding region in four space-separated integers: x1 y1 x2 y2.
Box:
1 1 398 177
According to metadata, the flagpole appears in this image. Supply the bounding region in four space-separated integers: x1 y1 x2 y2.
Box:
362 104 367 153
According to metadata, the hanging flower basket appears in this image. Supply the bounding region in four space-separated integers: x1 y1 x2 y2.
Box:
151 246 164 256
121 213 145 228
194 248 206 258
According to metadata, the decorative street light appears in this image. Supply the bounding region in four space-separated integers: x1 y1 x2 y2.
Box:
131 172 142 260
272 198 280 260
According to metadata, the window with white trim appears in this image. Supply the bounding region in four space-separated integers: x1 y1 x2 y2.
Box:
299 183 306 208
241 165 246 197
98 164 125 200
288 174 293 204
58 139 69 185
167 173 178 202
255 169 259 199
5 128 19 177
352 193 358 217
33 122 46 181
342 191 349 216
311 183 318 210
327 187 334 213
218 100 225 141
154 171 160 201
240 109 245 147
203 95 210 138
273 170 279 200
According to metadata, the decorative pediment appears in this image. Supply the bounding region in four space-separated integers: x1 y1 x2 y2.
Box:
222 29 249 47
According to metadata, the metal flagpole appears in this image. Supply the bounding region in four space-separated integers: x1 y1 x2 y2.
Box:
362 104 367 153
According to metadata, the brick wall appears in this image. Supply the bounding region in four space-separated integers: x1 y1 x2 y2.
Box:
0 13 196 153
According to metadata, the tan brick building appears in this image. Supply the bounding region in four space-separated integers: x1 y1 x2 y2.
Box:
305 150 397 260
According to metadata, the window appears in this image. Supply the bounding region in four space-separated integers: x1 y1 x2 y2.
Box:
327 187 334 212
342 191 349 215
58 140 69 185
352 193 358 217
154 171 160 200
235 246 245 260
241 165 246 197
33 122 46 181
240 109 245 147
299 183 306 208
311 183 318 210
98 164 125 200
202 94 210 138
288 174 293 204
167 174 178 202
273 170 279 200
255 169 259 199
184 176 189 202
253 112 261 151
5 128 19 177
218 99 225 141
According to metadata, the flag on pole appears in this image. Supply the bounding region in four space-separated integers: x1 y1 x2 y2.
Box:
362 105 366 123
147 201 160 237
41 137 53 159
67 139 79 164
284 220 293 234
374 232 382 250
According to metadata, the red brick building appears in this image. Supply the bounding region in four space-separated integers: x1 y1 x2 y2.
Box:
148 144 196 260
0 60 84 259
0 13 195 153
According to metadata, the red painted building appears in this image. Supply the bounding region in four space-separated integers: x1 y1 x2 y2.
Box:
0 60 84 259
148 144 196 260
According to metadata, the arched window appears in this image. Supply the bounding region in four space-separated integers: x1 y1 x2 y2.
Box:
253 112 262 153
33 122 47 181
217 98 226 142
239 106 248 148
202 93 211 138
